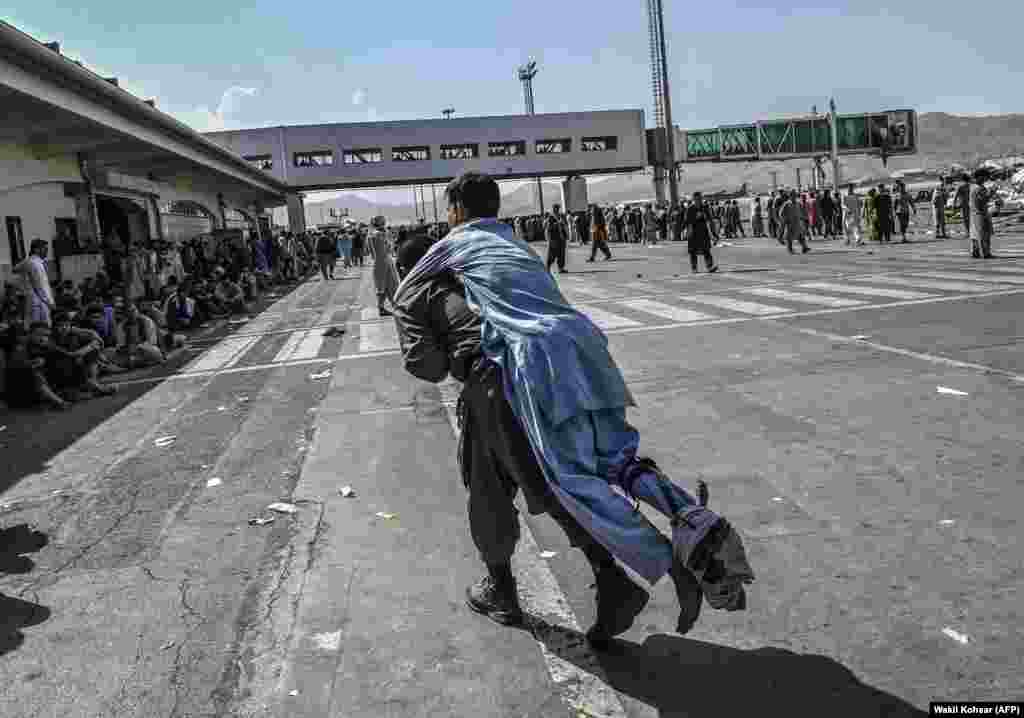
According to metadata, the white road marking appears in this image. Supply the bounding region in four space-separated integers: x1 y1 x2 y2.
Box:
622 280 662 294
741 287 867 307
685 294 791 315
961 265 1024 274
561 279 620 299
619 299 714 323
797 282 935 300
273 330 327 363
359 322 399 352
576 304 642 329
792 327 1024 383
863 275 1001 293
187 335 261 373
441 405 628 718
909 270 1024 285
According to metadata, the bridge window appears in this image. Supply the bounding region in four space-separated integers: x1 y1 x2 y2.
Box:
392 146 431 162
244 154 273 170
294 151 334 167
581 136 617 152
440 143 479 160
342 148 383 164
535 138 571 154
488 141 526 158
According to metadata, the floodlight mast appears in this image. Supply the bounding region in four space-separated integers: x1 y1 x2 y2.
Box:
517 60 544 215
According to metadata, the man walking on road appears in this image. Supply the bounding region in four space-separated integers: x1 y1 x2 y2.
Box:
875 185 894 243
969 169 995 259
588 204 612 261
932 180 949 238
684 192 719 273
545 205 568 274
781 190 811 254
392 172 753 647
368 216 398 317
893 182 917 243
955 175 972 238
843 184 864 246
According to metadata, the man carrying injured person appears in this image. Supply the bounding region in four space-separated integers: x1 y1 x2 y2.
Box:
391 171 754 647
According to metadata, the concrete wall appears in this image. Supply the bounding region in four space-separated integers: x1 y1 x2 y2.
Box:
0 182 77 285
205 110 647 189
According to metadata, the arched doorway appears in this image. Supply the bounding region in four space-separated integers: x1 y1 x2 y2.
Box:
95 195 151 286
161 200 216 243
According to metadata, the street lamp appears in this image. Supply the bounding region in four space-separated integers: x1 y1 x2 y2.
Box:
517 60 544 215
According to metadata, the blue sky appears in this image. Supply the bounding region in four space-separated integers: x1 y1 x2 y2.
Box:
6 2 1023 204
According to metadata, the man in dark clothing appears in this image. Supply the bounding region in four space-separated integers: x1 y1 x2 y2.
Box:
875 185 894 243
684 192 719 273
587 204 612 262
544 205 568 273
391 179 709 646
819 190 836 239
315 233 336 280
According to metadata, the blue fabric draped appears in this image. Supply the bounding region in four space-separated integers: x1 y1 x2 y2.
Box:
395 218 715 584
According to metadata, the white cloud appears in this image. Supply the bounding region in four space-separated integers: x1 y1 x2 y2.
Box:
216 86 257 117
352 89 367 106
179 86 258 132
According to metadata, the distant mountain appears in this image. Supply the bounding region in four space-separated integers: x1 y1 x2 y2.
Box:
299 112 1024 224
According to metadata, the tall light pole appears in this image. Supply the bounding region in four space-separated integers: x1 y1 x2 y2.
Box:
518 60 544 215
647 0 679 207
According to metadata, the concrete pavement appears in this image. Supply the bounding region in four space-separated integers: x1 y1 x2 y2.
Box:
2 227 1022 716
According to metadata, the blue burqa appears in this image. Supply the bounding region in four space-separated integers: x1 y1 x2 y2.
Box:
395 218 723 584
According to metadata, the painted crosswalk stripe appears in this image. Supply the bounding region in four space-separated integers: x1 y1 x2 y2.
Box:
188 335 263 372
576 304 642 329
741 287 867 307
797 281 935 300
619 299 714 323
622 280 662 294
273 330 326 363
359 322 399 353
908 271 1024 285
560 279 619 299
863 275 1001 293
684 294 790 315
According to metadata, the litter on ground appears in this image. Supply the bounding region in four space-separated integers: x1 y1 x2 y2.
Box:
248 516 275 526
154 436 176 448
539 551 557 559
339 486 356 498
206 478 222 488
375 511 397 520
267 502 298 514
941 627 969 645
936 386 969 396
309 370 332 380
323 327 346 337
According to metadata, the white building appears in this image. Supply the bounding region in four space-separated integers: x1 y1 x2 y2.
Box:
0 21 289 288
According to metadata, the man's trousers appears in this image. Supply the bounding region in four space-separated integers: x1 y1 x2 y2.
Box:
589 226 612 260
546 240 566 272
458 360 612 568
934 207 947 237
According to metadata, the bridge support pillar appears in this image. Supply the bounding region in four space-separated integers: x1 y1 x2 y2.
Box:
651 166 667 206
287 193 306 233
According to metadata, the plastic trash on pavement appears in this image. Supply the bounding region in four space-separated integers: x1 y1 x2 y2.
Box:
154 436 176 448
249 516 275 526
539 551 557 559
206 478 222 488
941 627 969 644
375 511 397 520
936 386 969 396
309 370 332 380
267 502 299 514
339 486 356 498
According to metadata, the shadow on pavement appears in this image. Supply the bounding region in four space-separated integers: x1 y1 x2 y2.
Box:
528 619 926 717
0 524 51 657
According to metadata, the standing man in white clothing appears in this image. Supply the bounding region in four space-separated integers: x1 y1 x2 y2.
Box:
842 184 864 246
14 238 55 326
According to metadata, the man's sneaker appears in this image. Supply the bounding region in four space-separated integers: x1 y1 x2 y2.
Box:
668 561 703 635
585 563 649 648
466 575 523 626
708 265 719 274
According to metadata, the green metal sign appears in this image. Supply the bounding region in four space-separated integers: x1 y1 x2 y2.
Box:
679 110 917 163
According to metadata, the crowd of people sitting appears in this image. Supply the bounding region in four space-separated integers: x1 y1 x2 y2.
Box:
0 223 378 412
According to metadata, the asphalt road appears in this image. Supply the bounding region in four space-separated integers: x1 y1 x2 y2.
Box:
1 222 1022 717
